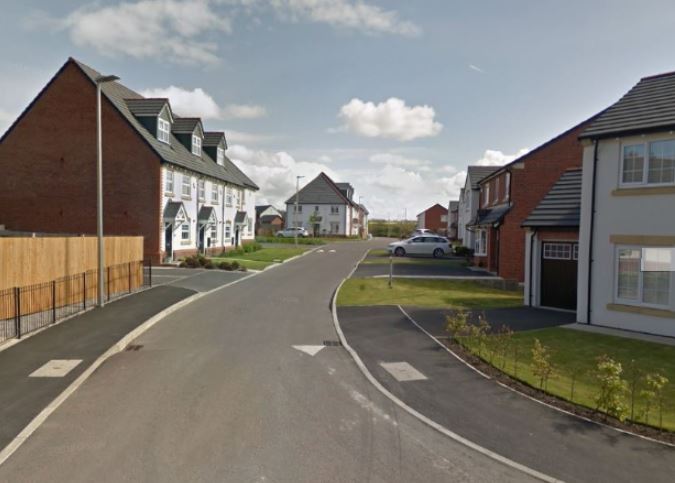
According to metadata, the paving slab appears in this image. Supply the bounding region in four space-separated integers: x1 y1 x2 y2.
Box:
337 304 675 483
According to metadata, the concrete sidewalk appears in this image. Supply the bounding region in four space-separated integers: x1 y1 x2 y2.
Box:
0 284 195 450
337 305 675 483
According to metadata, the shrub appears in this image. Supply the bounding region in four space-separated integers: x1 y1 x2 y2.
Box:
641 372 669 427
197 254 208 267
239 266 248 272
243 242 262 253
532 338 554 390
179 261 187 268
230 260 240 270
219 261 233 271
445 310 469 341
183 255 200 268
454 246 474 257
204 259 214 269
595 355 628 421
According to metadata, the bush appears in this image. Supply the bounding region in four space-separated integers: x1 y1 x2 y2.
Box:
230 260 240 270
454 246 474 257
243 242 262 253
179 261 187 268
532 338 554 390
204 259 214 269
218 261 233 271
183 255 200 268
239 266 248 272
595 355 628 421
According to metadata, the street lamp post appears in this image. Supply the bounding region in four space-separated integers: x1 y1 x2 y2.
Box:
95 74 119 308
294 175 304 247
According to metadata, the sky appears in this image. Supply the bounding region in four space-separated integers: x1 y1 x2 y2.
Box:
3 0 675 219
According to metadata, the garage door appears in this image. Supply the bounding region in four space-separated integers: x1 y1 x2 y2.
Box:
540 242 578 310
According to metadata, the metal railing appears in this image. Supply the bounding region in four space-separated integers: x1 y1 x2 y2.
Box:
0 260 152 344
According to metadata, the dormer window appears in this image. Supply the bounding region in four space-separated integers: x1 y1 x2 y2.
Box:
217 147 225 165
192 135 202 156
158 118 171 144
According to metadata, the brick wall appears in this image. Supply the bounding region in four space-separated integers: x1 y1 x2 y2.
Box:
421 204 449 234
0 60 162 262
483 121 590 282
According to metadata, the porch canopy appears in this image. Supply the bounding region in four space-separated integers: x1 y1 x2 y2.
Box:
163 201 188 227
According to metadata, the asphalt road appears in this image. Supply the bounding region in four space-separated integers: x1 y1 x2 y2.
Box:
0 241 532 482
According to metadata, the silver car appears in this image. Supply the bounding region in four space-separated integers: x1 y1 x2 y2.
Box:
276 227 309 238
388 235 451 258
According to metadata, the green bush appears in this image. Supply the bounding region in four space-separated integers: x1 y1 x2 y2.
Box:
230 260 240 270
179 261 188 268
454 246 474 257
239 265 248 272
204 259 214 269
218 261 233 271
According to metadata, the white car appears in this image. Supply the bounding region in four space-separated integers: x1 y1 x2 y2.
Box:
276 227 309 238
412 228 435 236
388 235 451 258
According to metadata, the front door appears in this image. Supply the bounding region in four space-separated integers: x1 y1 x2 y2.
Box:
540 242 578 310
235 227 240 247
198 226 205 254
164 225 173 262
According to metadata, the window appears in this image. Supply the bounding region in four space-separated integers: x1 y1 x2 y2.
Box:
211 184 219 204
483 184 490 206
226 187 233 207
182 175 191 198
616 246 671 307
192 135 202 156
235 190 241 209
315 205 319 212
181 223 190 242
543 243 572 260
330 222 340 234
504 172 511 201
331 206 339 214
247 219 253 234
225 222 231 240
573 243 579 260
209 225 217 244
621 140 675 186
165 170 174 194
622 144 645 184
294 205 303 213
217 147 225 166
475 229 487 256
495 177 500 202
158 118 171 144
198 179 205 200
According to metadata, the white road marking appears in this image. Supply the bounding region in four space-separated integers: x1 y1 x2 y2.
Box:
292 345 325 356
380 362 428 382
329 249 336 253
317 249 325 253
29 360 82 378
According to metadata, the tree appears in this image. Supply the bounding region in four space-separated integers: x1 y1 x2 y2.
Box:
641 372 669 428
531 338 554 390
445 311 469 342
595 355 628 421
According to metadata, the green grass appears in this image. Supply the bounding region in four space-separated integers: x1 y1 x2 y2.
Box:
212 247 309 270
458 327 675 431
336 278 523 309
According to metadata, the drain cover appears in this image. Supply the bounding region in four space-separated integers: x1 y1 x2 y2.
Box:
126 344 143 351
323 340 342 347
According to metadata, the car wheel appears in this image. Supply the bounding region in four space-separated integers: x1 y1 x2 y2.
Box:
433 248 444 258
394 247 405 257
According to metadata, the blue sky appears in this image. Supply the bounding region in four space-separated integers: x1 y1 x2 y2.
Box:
2 0 675 218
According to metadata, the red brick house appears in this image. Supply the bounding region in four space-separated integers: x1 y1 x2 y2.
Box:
0 58 258 263
416 204 448 235
469 117 596 283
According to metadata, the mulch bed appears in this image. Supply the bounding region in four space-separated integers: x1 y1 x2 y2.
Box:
442 337 675 446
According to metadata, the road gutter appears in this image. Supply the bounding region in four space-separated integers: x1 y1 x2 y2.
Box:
330 250 562 483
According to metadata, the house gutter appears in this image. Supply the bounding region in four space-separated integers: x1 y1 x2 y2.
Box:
586 140 599 324
528 227 537 306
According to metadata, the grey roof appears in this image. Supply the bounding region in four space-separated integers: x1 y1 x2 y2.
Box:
172 118 202 134
285 172 352 205
470 204 511 227
359 203 369 215
581 72 675 139
234 211 248 225
163 201 185 222
125 98 168 117
467 166 500 189
198 206 215 223
71 59 258 190
203 131 226 147
522 169 582 227
256 205 272 215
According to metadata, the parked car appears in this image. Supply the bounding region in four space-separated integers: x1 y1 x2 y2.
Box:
388 235 451 258
276 227 309 238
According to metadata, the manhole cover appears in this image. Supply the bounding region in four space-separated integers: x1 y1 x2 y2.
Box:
323 340 342 347
126 344 143 351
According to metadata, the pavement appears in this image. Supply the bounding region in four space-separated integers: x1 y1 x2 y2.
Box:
353 258 494 278
337 304 675 483
403 306 576 336
0 241 532 483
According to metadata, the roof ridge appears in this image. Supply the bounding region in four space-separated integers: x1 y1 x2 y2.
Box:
642 70 675 81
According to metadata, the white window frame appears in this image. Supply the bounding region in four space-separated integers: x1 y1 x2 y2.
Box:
495 177 500 202
211 184 219 204
620 138 675 188
157 118 171 144
198 179 205 201
614 245 672 309
217 147 225 166
475 229 487 256
330 206 339 215
224 221 232 240
543 242 572 260
226 187 233 207
504 172 511 201
483 184 490 206
180 223 191 243
192 135 202 156
165 170 174 194
181 175 191 198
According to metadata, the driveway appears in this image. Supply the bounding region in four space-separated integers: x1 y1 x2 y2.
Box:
354 259 493 278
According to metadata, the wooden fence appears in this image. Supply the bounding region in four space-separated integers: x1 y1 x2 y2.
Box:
0 236 143 290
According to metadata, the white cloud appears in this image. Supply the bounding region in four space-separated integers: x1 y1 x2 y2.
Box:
469 64 485 73
474 148 529 166
339 98 443 141
59 0 231 65
140 86 266 120
226 130 278 144
265 0 421 36
369 153 431 168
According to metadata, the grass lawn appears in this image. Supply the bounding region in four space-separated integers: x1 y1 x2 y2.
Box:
458 327 675 431
212 247 309 270
337 278 523 309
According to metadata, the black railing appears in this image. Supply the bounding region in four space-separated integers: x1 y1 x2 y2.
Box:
0 259 152 344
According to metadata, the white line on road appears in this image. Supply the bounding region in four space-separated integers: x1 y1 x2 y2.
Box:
329 249 336 253
380 362 427 382
292 345 325 356
29 360 82 378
